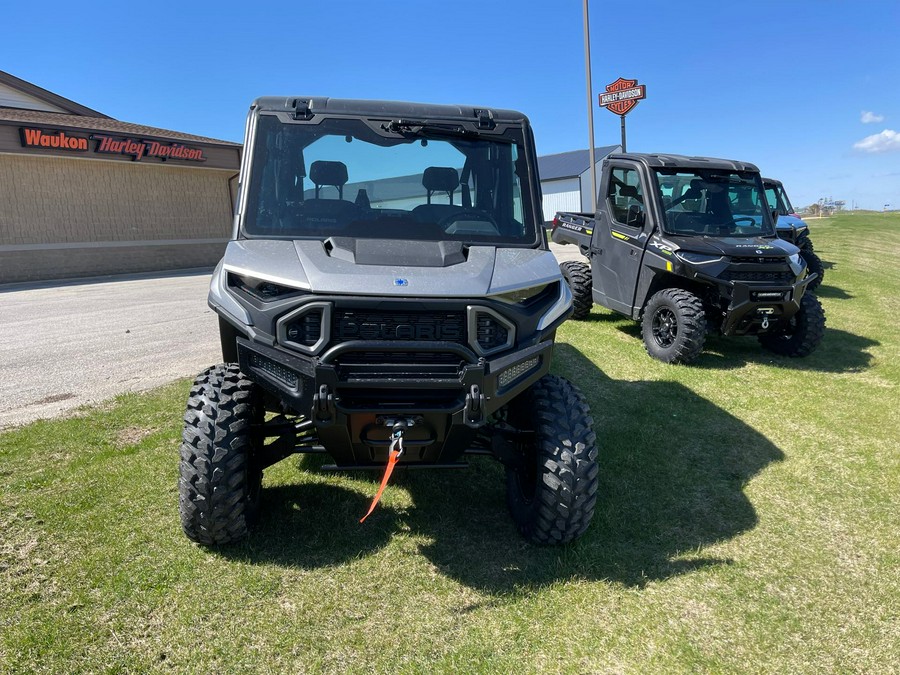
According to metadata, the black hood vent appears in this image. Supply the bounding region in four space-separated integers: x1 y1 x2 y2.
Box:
324 237 467 267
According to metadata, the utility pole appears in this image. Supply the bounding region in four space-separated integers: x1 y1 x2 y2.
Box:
583 0 596 213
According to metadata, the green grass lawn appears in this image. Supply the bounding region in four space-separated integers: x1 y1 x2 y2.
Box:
2 213 898 674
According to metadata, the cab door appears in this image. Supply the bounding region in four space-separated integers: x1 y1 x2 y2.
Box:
590 162 654 315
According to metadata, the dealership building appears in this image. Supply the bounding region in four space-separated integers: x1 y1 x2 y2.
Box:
0 70 241 284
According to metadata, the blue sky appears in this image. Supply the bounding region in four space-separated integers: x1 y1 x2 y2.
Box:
2 0 898 209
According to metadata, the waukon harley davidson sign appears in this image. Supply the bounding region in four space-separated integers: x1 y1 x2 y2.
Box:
94 135 206 162
598 78 646 116
19 127 206 163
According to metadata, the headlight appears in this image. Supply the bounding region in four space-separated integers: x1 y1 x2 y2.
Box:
493 283 553 305
675 251 725 264
228 273 305 301
788 252 805 276
537 281 573 330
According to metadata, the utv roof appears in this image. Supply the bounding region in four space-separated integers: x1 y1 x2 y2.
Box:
251 96 528 123
762 177 783 186
607 152 759 173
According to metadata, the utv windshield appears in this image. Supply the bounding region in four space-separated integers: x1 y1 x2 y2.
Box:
242 114 538 245
655 169 775 237
765 182 796 216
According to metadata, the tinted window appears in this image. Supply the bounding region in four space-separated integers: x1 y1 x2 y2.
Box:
606 167 644 225
654 169 774 237
242 115 538 245
765 187 782 214
765 183 795 216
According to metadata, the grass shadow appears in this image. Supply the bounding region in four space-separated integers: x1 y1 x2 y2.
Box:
214 481 400 569
226 343 786 593
695 328 878 373
581 310 627 324
614 322 876 373
395 343 784 592
814 284 852 300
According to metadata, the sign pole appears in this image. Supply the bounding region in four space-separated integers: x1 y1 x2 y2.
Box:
583 0 597 213
620 115 626 153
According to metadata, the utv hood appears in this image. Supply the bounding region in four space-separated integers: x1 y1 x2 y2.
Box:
219 238 561 297
775 214 809 230
665 235 798 257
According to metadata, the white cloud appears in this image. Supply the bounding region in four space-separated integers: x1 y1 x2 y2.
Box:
861 111 885 124
853 129 900 153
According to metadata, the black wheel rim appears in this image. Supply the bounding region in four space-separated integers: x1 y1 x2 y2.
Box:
652 307 678 348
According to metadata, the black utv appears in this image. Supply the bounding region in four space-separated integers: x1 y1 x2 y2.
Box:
764 177 824 292
552 153 825 364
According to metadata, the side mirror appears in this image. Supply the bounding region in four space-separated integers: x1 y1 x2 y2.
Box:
771 209 779 225
626 204 645 227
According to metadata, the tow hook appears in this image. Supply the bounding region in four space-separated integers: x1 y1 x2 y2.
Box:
757 307 775 331
464 384 486 427
313 384 335 425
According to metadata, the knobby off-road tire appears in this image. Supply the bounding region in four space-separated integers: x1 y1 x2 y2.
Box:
641 288 707 364
560 261 593 320
797 232 814 252
505 375 599 545
801 249 825 292
179 364 262 545
758 293 826 357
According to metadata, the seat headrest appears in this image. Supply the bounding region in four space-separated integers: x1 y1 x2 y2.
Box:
422 166 459 192
310 160 348 187
619 185 640 199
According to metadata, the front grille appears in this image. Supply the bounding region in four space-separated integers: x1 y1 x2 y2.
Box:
339 351 463 365
730 256 785 265
330 310 467 345
723 256 795 284
722 270 795 284
334 351 464 381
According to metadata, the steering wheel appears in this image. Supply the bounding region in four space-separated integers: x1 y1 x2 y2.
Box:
732 217 757 227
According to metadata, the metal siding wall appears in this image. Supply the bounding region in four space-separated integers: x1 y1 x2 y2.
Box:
0 82 67 113
540 177 581 222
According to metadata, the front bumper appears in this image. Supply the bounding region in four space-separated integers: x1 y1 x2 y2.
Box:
702 273 815 336
235 335 553 466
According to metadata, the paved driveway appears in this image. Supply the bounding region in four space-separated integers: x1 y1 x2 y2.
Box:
0 272 219 429
0 243 586 429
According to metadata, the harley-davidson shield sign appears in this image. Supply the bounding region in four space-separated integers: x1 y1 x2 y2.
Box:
598 78 646 116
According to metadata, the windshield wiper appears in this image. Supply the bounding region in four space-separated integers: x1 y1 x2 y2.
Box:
382 119 478 138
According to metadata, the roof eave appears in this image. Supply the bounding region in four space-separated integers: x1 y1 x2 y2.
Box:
0 70 111 119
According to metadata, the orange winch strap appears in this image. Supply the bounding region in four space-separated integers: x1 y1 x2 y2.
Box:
359 445 403 523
